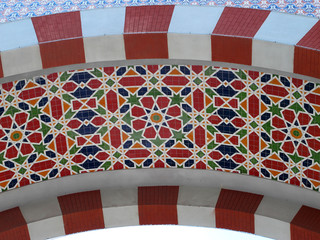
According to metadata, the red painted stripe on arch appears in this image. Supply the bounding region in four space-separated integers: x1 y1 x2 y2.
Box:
211 35 252 65
297 20 320 50
58 190 104 235
138 186 179 225
0 207 30 240
294 46 320 79
40 38 85 69
32 11 82 43
124 5 174 33
213 7 270 37
0 54 3 78
215 189 263 233
291 206 320 240
124 33 169 59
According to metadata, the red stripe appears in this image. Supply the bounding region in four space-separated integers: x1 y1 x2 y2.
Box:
40 38 85 69
213 7 270 37
0 207 30 240
0 54 3 78
124 5 174 33
32 11 82 43
124 33 169 59
294 46 320 79
291 206 320 240
211 35 252 65
138 186 179 225
215 189 263 233
58 190 104 235
297 20 320 50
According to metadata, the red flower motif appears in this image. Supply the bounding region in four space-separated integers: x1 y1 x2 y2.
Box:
131 96 182 139
0 113 42 159
272 110 320 157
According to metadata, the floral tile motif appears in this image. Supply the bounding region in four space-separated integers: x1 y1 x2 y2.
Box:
0 65 320 192
0 0 320 23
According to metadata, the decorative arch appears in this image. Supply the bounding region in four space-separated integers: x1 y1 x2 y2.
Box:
0 5 320 240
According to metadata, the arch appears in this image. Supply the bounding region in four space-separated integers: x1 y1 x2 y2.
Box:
0 6 320 82
0 169 320 240
0 5 320 240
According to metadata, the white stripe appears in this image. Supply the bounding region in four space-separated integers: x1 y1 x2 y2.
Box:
0 19 38 51
177 205 215 227
83 35 126 63
81 8 126 37
254 12 318 45
252 40 294 73
1 45 42 77
169 6 224 34
168 33 211 61
103 206 139 228
27 216 65 240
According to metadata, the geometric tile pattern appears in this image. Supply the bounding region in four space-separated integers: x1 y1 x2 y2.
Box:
1 0 320 23
1 65 320 192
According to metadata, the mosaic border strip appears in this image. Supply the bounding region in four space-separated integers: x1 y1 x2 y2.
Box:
0 65 320 193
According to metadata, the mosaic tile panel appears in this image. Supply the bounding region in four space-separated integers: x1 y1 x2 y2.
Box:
0 0 320 23
0 65 320 192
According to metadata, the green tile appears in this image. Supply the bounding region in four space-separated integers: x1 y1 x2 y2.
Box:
293 91 301 99
250 121 258 129
5 95 14 103
106 79 115 87
60 158 68 165
250 83 258 91
55 123 63 130
110 116 118 123
113 152 121 158
291 166 299 174
250 158 258 165
155 150 163 157
197 151 205 158
18 167 27 175
150 77 158 85
195 115 204 122
194 78 202 85
50 85 58 93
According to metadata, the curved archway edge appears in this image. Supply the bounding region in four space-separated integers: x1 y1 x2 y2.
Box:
1 6 320 81
0 169 320 240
